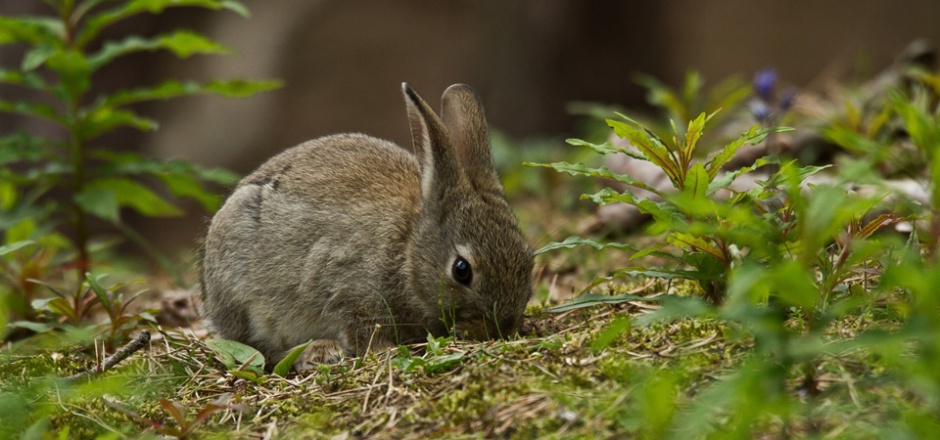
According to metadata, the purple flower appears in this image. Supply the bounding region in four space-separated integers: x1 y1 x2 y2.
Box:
753 68 777 100
748 99 771 122
779 86 797 111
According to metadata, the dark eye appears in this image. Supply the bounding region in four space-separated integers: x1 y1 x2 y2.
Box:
452 257 473 285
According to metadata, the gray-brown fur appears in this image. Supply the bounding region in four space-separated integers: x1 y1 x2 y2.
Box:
201 84 534 371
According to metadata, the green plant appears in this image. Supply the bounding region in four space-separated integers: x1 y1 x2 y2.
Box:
0 0 280 284
530 81 931 434
8 272 156 349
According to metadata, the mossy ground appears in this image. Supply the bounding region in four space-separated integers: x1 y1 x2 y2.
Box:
0 200 927 439
0 285 919 439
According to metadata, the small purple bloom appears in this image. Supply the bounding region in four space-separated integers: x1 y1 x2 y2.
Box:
748 99 771 122
753 68 777 100
779 86 797 111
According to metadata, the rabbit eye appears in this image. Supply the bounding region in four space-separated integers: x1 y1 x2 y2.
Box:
452 257 473 285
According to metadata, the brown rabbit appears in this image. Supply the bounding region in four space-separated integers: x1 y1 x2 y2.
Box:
201 83 533 371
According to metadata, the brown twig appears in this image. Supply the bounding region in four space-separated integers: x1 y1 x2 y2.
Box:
68 330 151 381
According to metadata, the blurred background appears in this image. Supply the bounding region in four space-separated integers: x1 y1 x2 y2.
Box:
3 0 940 260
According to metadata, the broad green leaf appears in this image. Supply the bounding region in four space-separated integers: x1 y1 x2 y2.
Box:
88 31 230 70
74 187 120 222
157 173 222 212
821 125 886 158
580 188 683 227
99 79 282 108
86 273 114 315
78 0 250 47
706 126 793 180
683 112 708 160
273 341 311 377
423 352 465 374
79 178 183 221
667 232 725 263
0 240 34 256
21 45 56 71
204 79 283 98
0 132 54 165
614 267 708 282
566 138 646 160
32 297 77 321
681 162 709 199
634 295 716 326
204 338 265 375
770 261 819 310
707 156 777 196
6 320 54 333
0 69 49 91
0 16 64 46
535 236 638 255
607 119 681 185
82 106 158 139
590 317 631 350
544 292 656 313
0 100 64 124
526 161 663 196
45 48 92 97
194 166 241 185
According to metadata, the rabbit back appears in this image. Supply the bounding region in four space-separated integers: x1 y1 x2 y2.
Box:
201 134 423 360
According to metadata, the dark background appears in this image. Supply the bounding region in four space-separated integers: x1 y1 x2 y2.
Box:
2 0 939 256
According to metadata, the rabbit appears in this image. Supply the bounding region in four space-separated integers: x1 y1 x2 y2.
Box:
200 83 534 372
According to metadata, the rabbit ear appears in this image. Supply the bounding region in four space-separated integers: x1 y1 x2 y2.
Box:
402 83 461 201
441 84 502 193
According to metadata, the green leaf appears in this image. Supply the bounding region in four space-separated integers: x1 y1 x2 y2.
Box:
82 106 158 140
535 236 638 255
78 178 183 222
74 187 120 222
88 31 230 70
78 0 251 47
706 126 792 180
707 156 777 196
86 273 114 315
98 79 282 108
608 119 681 186
681 162 709 199
667 232 725 263
5 320 54 334
683 112 708 160
0 69 49 91
590 317 631 350
565 138 647 160
45 48 92 97
157 173 222 212
204 338 265 375
273 341 311 377
0 240 34 256
0 100 64 124
614 267 708 282
635 295 715 326
423 352 465 374
544 292 657 313
0 16 64 46
21 45 56 71
525 161 663 196
581 189 683 227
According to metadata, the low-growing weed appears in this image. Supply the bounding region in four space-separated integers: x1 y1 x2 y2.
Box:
532 68 940 436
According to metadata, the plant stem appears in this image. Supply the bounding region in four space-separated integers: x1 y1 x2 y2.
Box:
60 5 89 281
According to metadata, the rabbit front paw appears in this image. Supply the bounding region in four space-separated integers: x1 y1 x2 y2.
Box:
293 339 346 374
